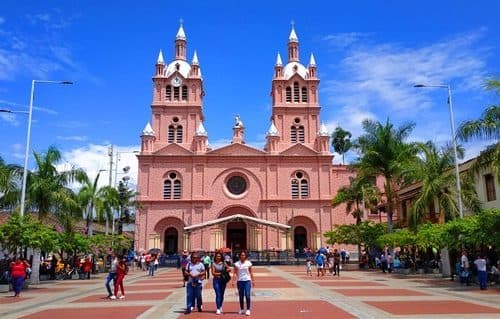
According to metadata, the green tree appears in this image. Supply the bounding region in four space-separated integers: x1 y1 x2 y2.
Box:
331 127 353 164
0 156 21 210
354 119 416 231
25 146 82 284
116 180 139 234
325 221 386 254
332 176 380 225
457 79 500 181
406 142 480 227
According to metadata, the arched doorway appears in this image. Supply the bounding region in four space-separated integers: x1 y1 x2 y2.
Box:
227 221 246 251
294 226 307 253
164 227 178 254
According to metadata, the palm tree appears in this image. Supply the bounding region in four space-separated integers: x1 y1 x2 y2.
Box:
354 118 417 231
25 146 82 284
0 157 21 211
332 176 380 225
331 127 352 165
77 172 121 237
116 180 139 234
406 142 481 228
457 79 500 181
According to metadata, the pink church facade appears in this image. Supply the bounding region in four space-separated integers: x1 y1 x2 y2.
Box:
134 24 355 254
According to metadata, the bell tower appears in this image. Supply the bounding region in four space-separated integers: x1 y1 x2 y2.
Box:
144 22 207 154
268 24 325 153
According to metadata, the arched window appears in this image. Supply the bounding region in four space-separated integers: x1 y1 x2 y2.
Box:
297 126 305 143
164 172 181 199
301 87 308 102
168 125 175 143
181 85 188 101
292 171 309 199
290 126 297 143
291 179 299 199
293 82 299 102
176 125 183 143
285 87 292 102
166 85 172 101
163 180 172 199
174 86 180 101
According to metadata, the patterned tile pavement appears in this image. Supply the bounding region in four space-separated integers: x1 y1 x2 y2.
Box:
0 265 499 318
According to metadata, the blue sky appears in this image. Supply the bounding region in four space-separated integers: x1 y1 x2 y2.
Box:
0 1 499 186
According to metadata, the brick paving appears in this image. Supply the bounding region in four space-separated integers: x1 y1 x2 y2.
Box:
0 265 499 318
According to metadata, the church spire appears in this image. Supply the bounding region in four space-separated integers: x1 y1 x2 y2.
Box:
287 21 299 62
155 50 165 76
175 19 187 61
275 52 283 66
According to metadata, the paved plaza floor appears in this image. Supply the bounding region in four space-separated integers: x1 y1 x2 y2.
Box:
1 266 499 318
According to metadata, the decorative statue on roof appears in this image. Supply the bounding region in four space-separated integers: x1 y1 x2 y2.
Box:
234 114 244 128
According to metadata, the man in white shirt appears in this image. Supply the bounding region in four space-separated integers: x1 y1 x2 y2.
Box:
474 254 487 290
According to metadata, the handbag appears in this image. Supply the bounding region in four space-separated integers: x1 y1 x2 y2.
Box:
221 267 231 283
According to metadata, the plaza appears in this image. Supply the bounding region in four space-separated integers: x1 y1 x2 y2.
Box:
1 266 499 319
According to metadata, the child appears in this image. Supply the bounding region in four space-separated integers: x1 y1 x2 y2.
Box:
306 259 312 276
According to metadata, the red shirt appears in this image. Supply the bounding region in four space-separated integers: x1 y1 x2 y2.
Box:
83 259 92 272
117 262 127 277
10 261 27 278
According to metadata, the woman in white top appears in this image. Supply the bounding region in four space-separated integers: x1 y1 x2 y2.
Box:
232 251 255 316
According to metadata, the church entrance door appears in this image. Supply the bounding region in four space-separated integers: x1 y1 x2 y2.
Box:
164 227 178 254
227 221 247 251
294 226 307 253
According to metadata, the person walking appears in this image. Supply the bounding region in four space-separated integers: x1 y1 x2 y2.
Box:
333 249 341 276
181 250 190 287
211 252 230 315
184 252 205 315
114 256 128 299
474 254 487 290
203 254 212 280
105 252 119 299
82 256 92 280
10 257 30 297
460 250 471 286
149 255 156 276
233 251 255 316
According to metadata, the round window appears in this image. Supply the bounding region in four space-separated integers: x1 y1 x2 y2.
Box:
227 176 247 195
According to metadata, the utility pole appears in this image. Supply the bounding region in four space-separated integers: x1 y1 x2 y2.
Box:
106 145 114 235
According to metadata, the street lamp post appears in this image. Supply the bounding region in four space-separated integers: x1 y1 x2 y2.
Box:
414 84 463 218
8 80 73 217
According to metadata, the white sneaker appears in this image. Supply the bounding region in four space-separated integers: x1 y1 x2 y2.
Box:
216 309 221 315
239 310 245 315
119 295 125 299
245 310 251 316
109 295 116 300
191 306 194 311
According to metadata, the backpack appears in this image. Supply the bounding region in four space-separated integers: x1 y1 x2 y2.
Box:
316 254 323 265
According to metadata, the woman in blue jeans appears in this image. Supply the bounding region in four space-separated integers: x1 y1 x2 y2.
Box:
211 252 230 315
232 251 255 316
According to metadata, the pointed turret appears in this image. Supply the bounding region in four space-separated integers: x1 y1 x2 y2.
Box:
142 122 155 136
308 53 317 78
287 23 299 62
192 50 199 65
276 52 283 66
318 123 329 136
190 50 200 77
267 120 279 136
274 52 283 78
195 121 207 136
175 20 187 61
155 50 165 76
141 122 156 153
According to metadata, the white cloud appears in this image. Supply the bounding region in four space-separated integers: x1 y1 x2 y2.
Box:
320 29 490 159
0 112 20 126
56 135 87 142
322 32 371 49
60 144 140 190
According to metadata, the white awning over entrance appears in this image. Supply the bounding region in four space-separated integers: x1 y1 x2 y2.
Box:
184 213 291 232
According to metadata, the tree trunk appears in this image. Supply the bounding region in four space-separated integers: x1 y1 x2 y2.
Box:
30 248 41 285
105 217 109 235
385 180 394 232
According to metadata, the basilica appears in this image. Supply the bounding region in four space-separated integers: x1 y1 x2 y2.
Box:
134 24 354 254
